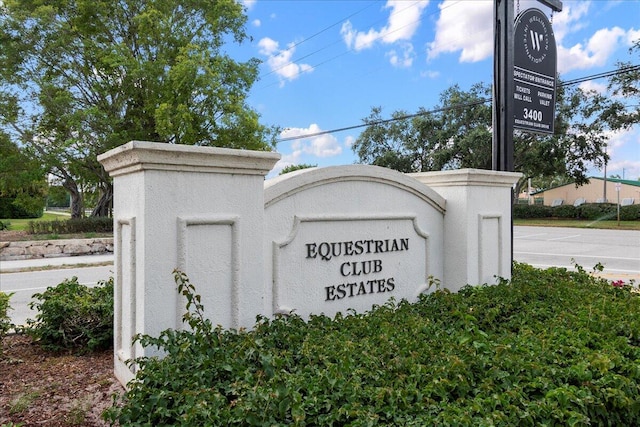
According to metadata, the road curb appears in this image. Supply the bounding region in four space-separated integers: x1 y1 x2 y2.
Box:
0 254 114 274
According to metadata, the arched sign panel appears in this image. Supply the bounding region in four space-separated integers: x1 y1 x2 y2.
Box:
513 8 557 134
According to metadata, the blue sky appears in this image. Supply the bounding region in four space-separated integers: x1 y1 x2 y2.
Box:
235 0 639 180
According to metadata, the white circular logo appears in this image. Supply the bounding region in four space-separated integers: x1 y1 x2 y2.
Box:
522 13 550 65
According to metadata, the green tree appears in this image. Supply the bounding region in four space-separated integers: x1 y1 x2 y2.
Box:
431 83 493 170
354 106 448 173
603 39 640 131
353 81 609 198
0 0 278 218
0 132 47 218
515 82 609 195
279 163 317 175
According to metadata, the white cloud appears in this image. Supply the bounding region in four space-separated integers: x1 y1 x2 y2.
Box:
547 2 638 74
252 19 261 27
427 0 638 76
578 80 607 94
427 0 493 62
586 126 640 179
344 135 356 148
627 28 640 45
341 0 429 51
558 27 628 74
258 37 278 55
271 151 303 176
258 37 313 86
609 127 636 155
280 125 343 158
420 69 440 79
386 42 415 68
604 127 640 179
242 0 256 11
549 1 591 43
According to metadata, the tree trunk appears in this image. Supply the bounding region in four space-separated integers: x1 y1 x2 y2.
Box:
63 178 84 219
512 177 528 207
91 183 113 217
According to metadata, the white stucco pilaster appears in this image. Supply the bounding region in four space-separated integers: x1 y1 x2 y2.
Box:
410 169 521 291
99 141 280 385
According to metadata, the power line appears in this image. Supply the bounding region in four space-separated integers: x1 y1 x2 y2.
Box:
276 65 639 143
256 1 449 91
260 1 377 79
561 65 640 86
278 100 488 142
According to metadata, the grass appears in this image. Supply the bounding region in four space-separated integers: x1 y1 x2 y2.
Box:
2 212 70 232
1 211 112 241
9 390 41 414
67 397 91 426
3 213 639 237
514 218 640 230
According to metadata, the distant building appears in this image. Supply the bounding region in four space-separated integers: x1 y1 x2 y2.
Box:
533 177 640 207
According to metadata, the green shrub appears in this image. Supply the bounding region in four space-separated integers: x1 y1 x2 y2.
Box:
26 277 113 352
620 204 640 221
513 203 552 219
0 197 43 219
577 203 617 220
46 186 70 208
0 220 10 230
0 292 14 354
105 266 640 426
27 216 113 235
551 204 577 218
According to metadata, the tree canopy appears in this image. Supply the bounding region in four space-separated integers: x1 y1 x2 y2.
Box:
279 164 318 175
354 38 639 193
0 0 278 217
604 40 640 131
353 81 614 196
0 131 47 218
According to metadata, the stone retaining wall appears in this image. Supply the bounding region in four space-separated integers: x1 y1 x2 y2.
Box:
0 238 114 261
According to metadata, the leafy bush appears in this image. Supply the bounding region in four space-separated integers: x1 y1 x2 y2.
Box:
551 204 577 218
46 186 71 208
0 292 14 354
513 204 551 219
0 220 10 230
576 203 617 220
620 204 640 221
0 197 43 219
26 277 114 352
27 216 113 235
106 266 640 426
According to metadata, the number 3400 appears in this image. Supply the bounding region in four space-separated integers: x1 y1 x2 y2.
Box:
523 108 542 121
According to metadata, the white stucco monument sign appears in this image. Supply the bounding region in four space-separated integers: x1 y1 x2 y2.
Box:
98 141 520 386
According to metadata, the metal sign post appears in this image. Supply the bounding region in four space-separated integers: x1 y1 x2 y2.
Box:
492 0 562 273
492 0 515 173
616 182 621 225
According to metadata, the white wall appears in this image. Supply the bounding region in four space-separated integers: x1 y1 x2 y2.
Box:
99 142 521 386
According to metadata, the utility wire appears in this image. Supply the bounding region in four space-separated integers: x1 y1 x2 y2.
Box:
561 65 640 86
260 1 377 79
257 1 452 91
278 100 488 142
277 65 640 143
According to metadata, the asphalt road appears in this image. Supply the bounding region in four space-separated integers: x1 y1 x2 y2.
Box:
513 226 640 281
1 263 114 327
1 226 638 326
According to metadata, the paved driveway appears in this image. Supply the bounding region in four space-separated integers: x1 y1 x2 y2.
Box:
513 226 640 282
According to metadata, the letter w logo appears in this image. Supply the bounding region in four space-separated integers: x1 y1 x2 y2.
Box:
530 30 544 51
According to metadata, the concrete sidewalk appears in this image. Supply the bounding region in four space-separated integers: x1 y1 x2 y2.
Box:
0 254 114 273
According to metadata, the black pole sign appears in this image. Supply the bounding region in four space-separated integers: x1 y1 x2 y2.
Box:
513 8 557 134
